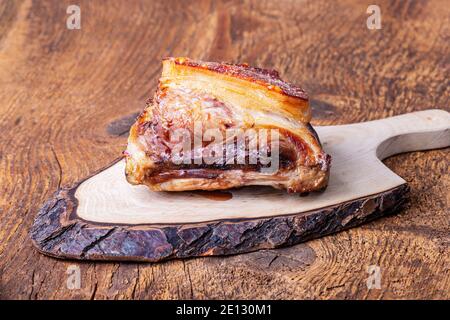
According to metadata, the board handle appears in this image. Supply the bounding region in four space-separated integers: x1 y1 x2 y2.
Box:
369 109 450 159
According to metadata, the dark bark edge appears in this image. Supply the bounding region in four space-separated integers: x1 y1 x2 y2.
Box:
30 172 409 262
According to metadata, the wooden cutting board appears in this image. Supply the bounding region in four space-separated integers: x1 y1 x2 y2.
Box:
30 109 450 262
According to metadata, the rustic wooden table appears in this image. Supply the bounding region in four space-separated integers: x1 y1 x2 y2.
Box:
0 0 448 299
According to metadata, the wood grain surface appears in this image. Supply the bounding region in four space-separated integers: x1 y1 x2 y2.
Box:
0 0 449 299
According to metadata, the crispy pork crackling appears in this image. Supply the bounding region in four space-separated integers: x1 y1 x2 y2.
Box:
124 57 330 193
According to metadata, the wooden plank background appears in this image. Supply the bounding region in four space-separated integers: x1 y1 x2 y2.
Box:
0 0 448 299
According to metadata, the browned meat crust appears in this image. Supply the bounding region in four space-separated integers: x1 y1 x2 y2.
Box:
168 57 309 101
124 57 331 193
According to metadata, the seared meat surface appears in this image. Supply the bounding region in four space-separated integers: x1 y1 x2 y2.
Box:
124 57 330 193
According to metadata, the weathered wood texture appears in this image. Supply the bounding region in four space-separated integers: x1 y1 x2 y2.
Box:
0 0 448 299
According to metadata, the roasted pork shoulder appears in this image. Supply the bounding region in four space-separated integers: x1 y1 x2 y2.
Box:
124 57 330 193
